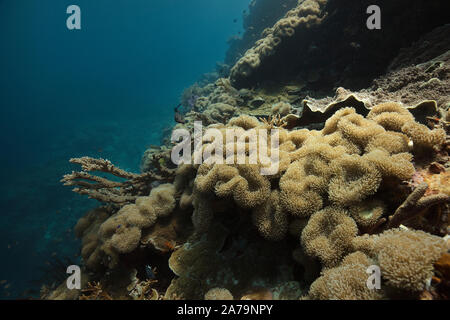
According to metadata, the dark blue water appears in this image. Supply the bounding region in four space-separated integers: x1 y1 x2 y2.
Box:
0 0 249 299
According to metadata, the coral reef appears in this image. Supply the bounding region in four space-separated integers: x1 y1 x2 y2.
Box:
54 1 450 301
62 96 449 300
230 0 329 88
225 0 298 66
230 0 450 90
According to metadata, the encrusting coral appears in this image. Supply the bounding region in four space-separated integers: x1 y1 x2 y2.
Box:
386 182 450 229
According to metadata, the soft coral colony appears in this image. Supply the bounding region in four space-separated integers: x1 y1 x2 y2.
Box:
48 0 450 300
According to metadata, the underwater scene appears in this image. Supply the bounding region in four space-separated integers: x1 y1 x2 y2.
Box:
1 0 449 301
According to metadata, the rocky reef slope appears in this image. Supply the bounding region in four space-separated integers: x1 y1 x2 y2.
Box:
48 1 450 300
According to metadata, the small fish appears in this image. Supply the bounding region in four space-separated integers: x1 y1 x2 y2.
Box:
4 284 11 289
426 116 440 123
164 240 177 252
0 280 6 285
145 265 156 279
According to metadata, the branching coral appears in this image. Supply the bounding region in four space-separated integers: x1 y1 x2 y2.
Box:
62 157 172 206
127 271 160 300
79 281 113 300
259 114 287 129
62 91 449 301
386 182 450 229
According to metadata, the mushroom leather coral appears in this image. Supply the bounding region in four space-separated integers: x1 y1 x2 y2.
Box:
307 252 384 300
353 229 447 293
78 184 176 269
188 104 445 244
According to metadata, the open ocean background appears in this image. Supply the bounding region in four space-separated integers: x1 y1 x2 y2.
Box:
0 0 249 299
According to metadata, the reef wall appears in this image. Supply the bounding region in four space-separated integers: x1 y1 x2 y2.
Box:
230 0 450 92
224 0 298 66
